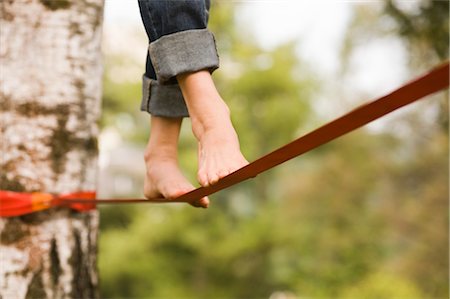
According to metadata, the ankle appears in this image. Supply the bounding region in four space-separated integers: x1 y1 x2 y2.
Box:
191 99 231 139
145 116 182 163
144 145 178 164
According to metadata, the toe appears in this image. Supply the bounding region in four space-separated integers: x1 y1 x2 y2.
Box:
200 197 210 208
165 184 194 200
217 168 230 179
208 172 220 186
197 170 210 187
143 182 161 199
208 168 229 186
144 189 161 200
191 196 209 208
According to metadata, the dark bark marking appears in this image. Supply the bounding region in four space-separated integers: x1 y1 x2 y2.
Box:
49 108 71 175
73 79 87 121
49 238 61 286
39 0 71 11
69 230 96 298
20 209 60 225
41 102 97 175
80 0 104 28
48 114 98 176
72 77 99 187
11 101 98 175
69 230 82 298
0 154 41 193
69 21 83 36
71 68 100 188
0 218 30 245
25 269 46 299
0 173 27 192
0 1 16 22
69 231 85 298
14 102 66 118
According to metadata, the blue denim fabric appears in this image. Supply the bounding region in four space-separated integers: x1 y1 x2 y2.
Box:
138 0 218 117
138 0 211 83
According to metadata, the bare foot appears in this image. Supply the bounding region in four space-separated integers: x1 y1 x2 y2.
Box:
177 70 249 187
144 116 209 208
144 154 208 208
194 111 249 187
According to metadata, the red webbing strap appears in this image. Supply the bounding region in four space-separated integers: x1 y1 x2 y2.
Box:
174 61 449 203
1 62 448 213
0 190 96 217
62 61 449 206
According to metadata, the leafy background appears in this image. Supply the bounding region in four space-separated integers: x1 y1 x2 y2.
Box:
98 1 448 298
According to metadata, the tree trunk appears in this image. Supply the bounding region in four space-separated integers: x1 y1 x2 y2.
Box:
0 0 104 298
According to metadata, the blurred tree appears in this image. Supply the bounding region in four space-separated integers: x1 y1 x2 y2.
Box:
275 132 394 297
381 1 448 296
385 0 449 62
342 0 448 130
339 0 449 297
379 132 448 296
0 0 104 298
101 56 149 143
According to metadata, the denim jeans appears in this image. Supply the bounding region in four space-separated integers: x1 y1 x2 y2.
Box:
138 0 220 117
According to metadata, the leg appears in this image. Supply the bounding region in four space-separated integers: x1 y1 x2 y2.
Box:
177 71 249 187
144 116 209 208
139 1 204 206
139 0 233 200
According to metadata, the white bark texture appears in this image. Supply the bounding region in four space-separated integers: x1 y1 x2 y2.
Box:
0 0 104 298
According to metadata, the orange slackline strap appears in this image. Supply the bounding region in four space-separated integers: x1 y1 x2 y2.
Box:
71 61 450 206
171 61 449 203
1 61 448 216
0 190 96 217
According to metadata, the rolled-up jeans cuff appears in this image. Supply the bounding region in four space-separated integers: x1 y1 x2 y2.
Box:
149 29 220 84
140 75 189 118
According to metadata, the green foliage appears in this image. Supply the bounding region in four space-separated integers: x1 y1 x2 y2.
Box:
383 0 449 132
100 204 279 298
385 0 449 60
340 272 423 299
100 38 152 144
222 41 315 159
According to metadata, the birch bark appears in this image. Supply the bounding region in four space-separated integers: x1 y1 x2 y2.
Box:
0 0 104 298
